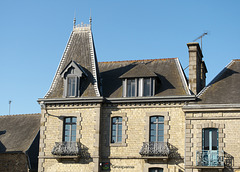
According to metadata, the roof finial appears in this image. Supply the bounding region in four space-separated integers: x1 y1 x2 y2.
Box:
73 11 76 28
89 9 92 29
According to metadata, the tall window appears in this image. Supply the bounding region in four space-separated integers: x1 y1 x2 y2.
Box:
67 77 77 97
203 128 218 151
63 117 77 142
149 168 163 172
143 78 151 96
150 116 164 142
111 117 122 143
127 79 136 97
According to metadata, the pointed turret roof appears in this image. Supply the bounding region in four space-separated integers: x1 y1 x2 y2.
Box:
45 21 101 98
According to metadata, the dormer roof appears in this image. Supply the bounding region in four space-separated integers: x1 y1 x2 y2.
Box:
119 63 157 79
60 60 88 78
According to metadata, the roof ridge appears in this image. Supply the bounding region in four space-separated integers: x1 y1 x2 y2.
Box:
99 58 177 64
0 113 41 117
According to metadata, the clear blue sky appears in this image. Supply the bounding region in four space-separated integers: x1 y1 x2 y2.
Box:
0 0 240 115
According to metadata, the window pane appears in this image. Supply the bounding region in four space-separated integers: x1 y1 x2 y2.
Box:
65 136 70 142
203 129 209 150
67 77 76 96
158 129 164 136
212 129 218 150
65 124 70 130
151 117 156 123
157 116 164 122
144 78 151 96
65 118 71 123
72 117 77 123
127 79 136 97
71 136 76 142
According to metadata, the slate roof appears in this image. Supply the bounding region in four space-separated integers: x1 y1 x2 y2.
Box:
119 63 157 78
99 58 190 98
197 59 240 104
45 25 101 98
0 113 41 153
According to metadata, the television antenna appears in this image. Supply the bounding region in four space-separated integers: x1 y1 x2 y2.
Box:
193 32 208 50
9 100 12 115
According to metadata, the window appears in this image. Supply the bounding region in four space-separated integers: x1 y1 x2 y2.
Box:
150 116 164 142
123 78 155 97
63 117 77 142
143 78 152 96
111 117 122 143
203 128 218 151
127 79 136 97
67 77 77 97
149 168 163 172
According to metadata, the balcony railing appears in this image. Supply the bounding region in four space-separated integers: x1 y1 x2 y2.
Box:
52 142 81 156
196 150 224 167
139 142 169 156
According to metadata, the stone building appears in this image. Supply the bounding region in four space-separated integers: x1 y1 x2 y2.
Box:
0 113 40 172
183 59 240 172
37 19 240 172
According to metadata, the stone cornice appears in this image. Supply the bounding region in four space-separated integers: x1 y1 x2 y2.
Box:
183 104 240 112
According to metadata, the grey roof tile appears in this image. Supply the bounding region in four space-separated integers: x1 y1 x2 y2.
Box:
197 60 240 104
0 113 41 153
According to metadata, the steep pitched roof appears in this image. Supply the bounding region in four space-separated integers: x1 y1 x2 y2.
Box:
98 58 190 98
0 113 41 153
197 59 240 104
45 24 101 98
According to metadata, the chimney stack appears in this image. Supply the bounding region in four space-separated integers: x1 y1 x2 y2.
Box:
187 42 208 95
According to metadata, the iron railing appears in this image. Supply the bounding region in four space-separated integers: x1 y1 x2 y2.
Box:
196 150 224 167
139 142 169 156
52 142 81 156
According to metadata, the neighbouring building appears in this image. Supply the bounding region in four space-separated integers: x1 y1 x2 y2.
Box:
0 113 40 172
37 19 240 172
183 59 240 172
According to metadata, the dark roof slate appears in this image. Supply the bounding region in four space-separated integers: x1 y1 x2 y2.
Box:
197 60 240 104
119 63 157 78
0 113 41 153
99 58 189 98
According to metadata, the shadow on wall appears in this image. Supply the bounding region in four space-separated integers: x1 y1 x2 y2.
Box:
224 151 234 171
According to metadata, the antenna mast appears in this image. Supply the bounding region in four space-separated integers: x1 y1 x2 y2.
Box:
9 100 12 115
193 32 208 50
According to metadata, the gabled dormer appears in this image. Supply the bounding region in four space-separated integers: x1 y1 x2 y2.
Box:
60 61 88 97
119 64 158 97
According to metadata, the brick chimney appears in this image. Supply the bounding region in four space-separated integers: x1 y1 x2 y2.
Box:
187 42 208 95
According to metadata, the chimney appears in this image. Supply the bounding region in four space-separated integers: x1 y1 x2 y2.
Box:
187 42 208 95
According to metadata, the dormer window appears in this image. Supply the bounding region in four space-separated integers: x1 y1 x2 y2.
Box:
127 79 137 97
123 77 155 97
119 64 157 98
60 61 87 98
67 76 77 97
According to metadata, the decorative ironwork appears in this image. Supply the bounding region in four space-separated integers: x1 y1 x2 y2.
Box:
52 142 81 156
196 150 224 167
139 142 169 156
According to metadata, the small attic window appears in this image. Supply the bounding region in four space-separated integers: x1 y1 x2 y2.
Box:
67 76 77 97
60 61 87 98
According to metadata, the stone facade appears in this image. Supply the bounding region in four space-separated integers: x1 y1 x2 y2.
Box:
183 106 240 172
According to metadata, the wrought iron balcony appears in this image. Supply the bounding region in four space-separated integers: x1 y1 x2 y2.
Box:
52 142 81 156
139 142 170 156
196 150 224 167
